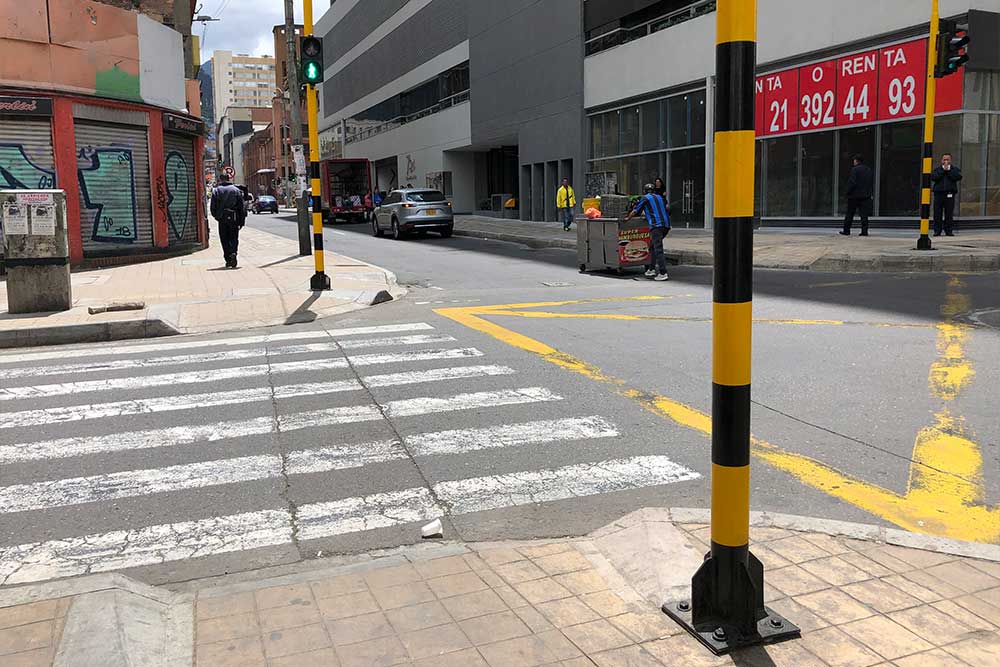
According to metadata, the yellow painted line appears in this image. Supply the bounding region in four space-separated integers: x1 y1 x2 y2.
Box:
436 297 999 543
808 280 870 288
483 310 935 330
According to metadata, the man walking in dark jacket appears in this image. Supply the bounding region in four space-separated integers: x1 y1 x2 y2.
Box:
841 154 874 236
210 173 247 268
931 153 962 236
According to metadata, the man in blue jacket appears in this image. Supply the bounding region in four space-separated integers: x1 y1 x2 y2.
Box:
624 183 671 281
931 153 962 236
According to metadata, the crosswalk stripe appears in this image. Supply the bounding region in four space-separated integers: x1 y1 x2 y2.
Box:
0 369 522 430
0 456 697 585
406 416 619 457
0 335 457 381
0 323 435 365
0 348 485 401
0 389 576 467
1 415 617 512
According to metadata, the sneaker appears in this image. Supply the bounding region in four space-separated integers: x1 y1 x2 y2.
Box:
644 269 657 277
654 272 669 281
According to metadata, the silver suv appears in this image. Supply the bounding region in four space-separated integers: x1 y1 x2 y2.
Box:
372 189 454 240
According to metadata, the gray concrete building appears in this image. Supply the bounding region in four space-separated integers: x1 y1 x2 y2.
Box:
317 0 1000 227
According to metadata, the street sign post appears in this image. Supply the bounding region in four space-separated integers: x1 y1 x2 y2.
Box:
663 0 799 655
303 0 330 291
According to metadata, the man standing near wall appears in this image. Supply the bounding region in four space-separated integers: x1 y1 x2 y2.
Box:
841 154 874 237
931 153 962 236
557 178 576 231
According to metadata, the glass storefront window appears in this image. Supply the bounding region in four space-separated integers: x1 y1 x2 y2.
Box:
641 102 661 151
690 90 707 145
622 107 641 154
605 112 620 158
667 95 690 148
591 116 604 159
987 116 1000 216
837 126 877 215
621 156 641 195
960 113 987 217
800 131 836 216
963 72 1000 112
640 153 663 191
879 120 922 217
764 136 798 216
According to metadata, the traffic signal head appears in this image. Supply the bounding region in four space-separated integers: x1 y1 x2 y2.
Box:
936 20 970 78
301 36 323 85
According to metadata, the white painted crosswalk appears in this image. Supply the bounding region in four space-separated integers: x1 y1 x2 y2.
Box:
0 321 700 587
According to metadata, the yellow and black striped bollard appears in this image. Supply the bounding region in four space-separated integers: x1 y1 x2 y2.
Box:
662 0 799 654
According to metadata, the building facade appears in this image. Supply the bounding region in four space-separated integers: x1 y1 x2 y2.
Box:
316 0 1000 227
211 51 277 125
0 0 206 264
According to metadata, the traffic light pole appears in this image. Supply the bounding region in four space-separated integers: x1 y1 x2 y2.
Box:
662 0 799 655
303 0 330 291
284 0 311 256
918 0 940 251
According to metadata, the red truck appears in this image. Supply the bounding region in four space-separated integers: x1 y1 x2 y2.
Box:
320 158 373 223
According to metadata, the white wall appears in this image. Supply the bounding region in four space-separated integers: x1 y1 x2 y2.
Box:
585 0 1000 109
138 14 186 111
346 102 475 211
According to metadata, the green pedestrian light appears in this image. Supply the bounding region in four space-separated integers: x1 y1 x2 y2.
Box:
935 20 970 78
301 36 324 85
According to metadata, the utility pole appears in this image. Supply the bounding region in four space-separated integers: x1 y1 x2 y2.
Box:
663 0 798 655
303 0 330 290
917 0 940 251
284 0 311 256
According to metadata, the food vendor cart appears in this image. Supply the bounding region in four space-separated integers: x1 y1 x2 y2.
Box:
576 195 651 274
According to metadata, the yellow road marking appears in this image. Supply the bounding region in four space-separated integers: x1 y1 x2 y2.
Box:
436 295 999 543
477 309 935 330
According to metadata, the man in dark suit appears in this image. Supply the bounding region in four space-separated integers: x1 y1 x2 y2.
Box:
930 153 963 236
841 154 874 237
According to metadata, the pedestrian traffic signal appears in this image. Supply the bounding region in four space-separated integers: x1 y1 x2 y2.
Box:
936 20 970 78
301 36 323 85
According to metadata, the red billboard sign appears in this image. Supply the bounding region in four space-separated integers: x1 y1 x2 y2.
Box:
798 60 837 131
761 69 799 136
755 37 963 137
877 39 926 121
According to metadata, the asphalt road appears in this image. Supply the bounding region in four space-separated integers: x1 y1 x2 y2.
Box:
0 212 997 589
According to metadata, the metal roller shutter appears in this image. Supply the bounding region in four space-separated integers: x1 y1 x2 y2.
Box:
74 120 154 253
0 118 56 190
163 133 199 245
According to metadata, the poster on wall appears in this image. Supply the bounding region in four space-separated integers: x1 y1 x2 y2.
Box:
30 204 55 236
2 201 28 235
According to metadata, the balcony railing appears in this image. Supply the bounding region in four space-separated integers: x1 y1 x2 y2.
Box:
345 90 470 145
585 0 717 57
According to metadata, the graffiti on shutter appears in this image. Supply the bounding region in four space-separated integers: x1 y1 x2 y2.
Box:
77 145 139 243
0 119 56 189
163 133 198 244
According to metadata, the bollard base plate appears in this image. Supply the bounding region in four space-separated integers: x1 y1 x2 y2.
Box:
661 601 800 656
310 272 331 291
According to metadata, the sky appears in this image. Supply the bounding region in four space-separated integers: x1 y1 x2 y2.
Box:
196 0 306 64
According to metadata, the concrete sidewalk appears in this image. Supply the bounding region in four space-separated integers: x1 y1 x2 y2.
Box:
0 227 402 348
2 509 997 666
454 215 1000 273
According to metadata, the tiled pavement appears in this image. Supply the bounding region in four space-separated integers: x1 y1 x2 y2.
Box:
178 522 1000 667
0 226 401 346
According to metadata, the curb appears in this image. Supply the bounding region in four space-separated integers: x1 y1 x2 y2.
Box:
0 317 179 349
452 227 1000 273
667 507 1000 562
451 227 577 250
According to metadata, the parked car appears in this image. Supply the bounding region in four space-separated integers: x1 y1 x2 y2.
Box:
252 195 279 214
372 189 453 239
